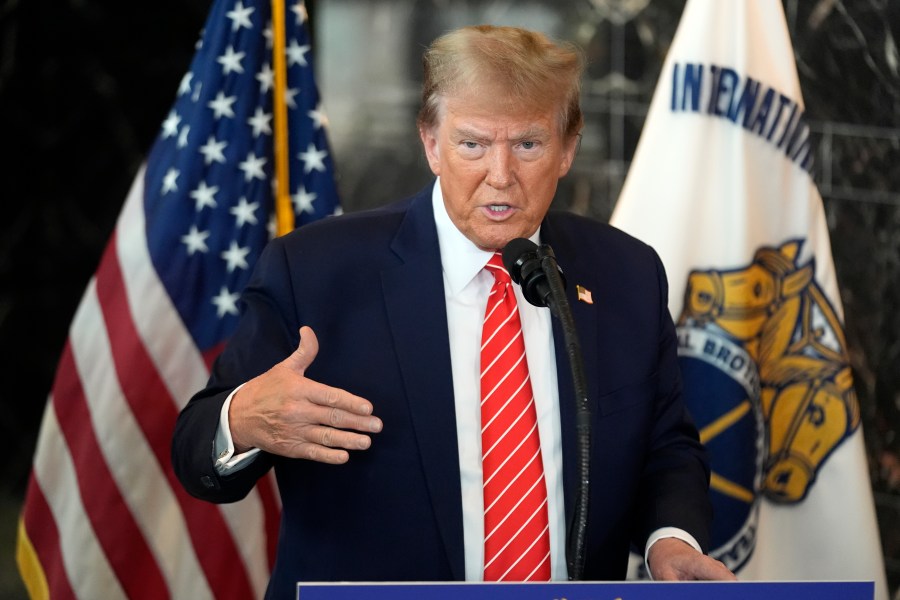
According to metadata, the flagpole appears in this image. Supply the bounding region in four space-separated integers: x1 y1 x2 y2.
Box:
272 0 294 236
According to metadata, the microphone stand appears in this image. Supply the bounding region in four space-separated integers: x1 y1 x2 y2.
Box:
537 245 591 581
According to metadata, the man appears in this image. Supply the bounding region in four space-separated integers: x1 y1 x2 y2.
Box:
172 24 734 597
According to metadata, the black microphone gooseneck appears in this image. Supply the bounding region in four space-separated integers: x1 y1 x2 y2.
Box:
501 238 591 582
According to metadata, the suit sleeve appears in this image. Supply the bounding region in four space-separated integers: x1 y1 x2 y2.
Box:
632 249 713 553
171 237 299 503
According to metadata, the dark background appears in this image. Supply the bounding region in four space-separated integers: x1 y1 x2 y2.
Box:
1 0 209 495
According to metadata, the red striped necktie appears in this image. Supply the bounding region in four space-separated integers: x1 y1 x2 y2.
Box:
480 252 551 581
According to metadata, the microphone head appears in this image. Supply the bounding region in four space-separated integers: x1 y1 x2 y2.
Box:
501 238 539 285
502 238 549 308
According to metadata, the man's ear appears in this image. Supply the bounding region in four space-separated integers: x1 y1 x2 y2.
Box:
419 126 441 176
558 133 580 178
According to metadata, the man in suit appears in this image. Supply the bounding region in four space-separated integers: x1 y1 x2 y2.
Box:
172 24 735 597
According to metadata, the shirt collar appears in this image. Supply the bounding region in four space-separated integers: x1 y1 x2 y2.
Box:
431 177 541 296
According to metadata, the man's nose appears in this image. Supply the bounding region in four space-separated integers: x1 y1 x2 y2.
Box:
485 146 514 189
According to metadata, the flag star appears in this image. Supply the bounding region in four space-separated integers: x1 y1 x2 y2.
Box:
217 45 246 75
199 135 228 165
181 225 211 255
230 197 260 227
212 286 240 317
192 81 203 102
162 168 179 194
238 152 267 181
298 143 328 173
284 87 299 109
190 181 219 211
177 125 190 148
248 107 272 137
161 110 181 138
221 240 251 272
263 22 273 48
178 72 193 96
256 63 274 93
286 39 310 67
267 213 277 239
332 205 344 216
292 186 317 214
308 104 328 129
226 0 254 31
291 2 308 24
208 91 237 119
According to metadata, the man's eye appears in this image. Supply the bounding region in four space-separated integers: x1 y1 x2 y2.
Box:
521 141 536 150
463 141 479 149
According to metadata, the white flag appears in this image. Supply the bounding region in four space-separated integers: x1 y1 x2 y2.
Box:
611 1 887 597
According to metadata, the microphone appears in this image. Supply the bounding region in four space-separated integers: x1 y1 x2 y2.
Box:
501 237 591 582
501 238 566 313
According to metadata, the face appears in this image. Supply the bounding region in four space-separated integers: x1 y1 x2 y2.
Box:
419 92 579 251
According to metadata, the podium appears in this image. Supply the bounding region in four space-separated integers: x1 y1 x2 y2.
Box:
296 581 873 600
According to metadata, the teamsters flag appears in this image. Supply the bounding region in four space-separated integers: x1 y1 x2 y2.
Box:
611 0 887 597
16 0 339 598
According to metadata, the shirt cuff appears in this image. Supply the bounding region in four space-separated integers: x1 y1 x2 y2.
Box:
644 527 702 580
214 383 261 474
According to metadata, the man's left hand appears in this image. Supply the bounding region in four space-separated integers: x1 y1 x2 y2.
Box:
647 537 738 581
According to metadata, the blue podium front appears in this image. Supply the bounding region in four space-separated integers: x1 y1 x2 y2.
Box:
297 581 873 600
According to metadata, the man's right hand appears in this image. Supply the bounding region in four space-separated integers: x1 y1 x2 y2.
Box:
228 325 383 464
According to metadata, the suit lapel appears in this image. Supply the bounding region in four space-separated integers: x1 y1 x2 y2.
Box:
381 188 465 579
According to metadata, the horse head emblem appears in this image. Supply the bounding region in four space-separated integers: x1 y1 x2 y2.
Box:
678 240 858 504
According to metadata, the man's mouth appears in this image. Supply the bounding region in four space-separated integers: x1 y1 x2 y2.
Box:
482 204 517 221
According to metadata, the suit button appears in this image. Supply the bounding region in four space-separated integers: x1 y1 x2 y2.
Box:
201 475 216 489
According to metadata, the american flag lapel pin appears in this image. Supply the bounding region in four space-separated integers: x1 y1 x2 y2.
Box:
576 284 593 304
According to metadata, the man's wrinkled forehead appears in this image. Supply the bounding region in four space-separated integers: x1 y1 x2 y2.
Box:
432 89 562 133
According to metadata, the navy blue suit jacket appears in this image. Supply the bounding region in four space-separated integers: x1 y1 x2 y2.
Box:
172 183 711 598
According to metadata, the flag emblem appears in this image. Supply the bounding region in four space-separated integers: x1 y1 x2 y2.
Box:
576 285 593 304
676 239 860 569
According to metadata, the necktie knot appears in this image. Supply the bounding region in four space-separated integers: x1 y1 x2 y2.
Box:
485 252 512 286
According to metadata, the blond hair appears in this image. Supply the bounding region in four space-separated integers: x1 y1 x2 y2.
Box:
417 25 584 137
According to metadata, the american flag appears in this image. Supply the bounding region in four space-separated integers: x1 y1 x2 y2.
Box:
16 0 339 597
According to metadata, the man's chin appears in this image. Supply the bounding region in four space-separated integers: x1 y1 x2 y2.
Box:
469 228 534 253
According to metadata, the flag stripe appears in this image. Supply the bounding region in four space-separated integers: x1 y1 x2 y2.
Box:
31 403 127 599
116 171 272 595
116 171 210 410
93 242 253 599
19 475 72 600
53 341 171 598
16 516 50 600
69 280 214 599
95 239 181 456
